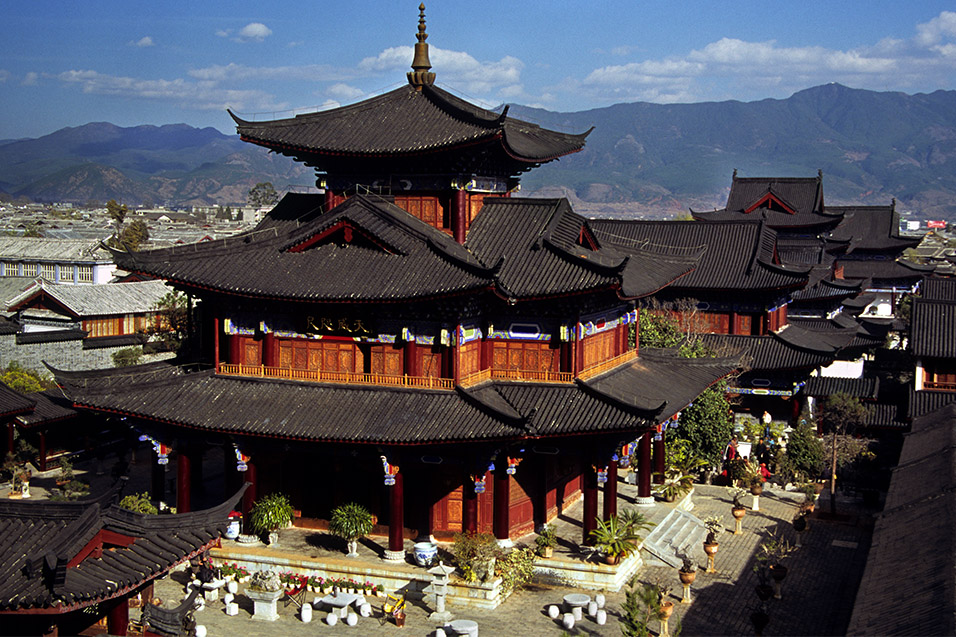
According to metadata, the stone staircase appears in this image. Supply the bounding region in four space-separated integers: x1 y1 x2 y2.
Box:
641 508 707 568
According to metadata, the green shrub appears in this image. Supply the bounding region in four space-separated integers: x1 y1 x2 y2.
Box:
494 546 537 595
452 532 500 583
328 502 374 542
112 347 143 367
248 493 294 534
119 492 158 514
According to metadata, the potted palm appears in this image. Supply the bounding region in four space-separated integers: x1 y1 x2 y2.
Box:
702 515 723 573
328 502 374 557
590 510 650 565
248 493 294 545
654 454 706 502
535 523 558 558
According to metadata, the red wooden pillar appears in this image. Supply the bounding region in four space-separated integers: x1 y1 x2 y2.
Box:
241 461 257 532
493 468 511 545
462 475 478 533
452 188 467 244
176 450 191 513
386 471 405 560
637 433 653 504
653 433 666 484
213 317 220 372
324 188 336 212
602 457 618 522
263 331 277 367
583 463 599 545
106 597 128 636
228 333 241 365
38 432 47 472
404 340 419 377
6 422 13 458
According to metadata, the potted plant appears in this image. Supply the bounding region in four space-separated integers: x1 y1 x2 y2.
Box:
590 513 647 565
731 487 747 533
328 502 374 557
702 515 722 573
248 492 295 545
452 531 500 582
756 533 795 599
55 457 74 486
535 523 557 558
678 554 696 603
799 482 817 512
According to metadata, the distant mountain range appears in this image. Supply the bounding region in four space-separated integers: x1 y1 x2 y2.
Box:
2 84 955 219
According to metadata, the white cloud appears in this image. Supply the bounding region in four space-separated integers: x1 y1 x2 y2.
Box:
327 83 364 100
237 23 272 42
130 36 154 48
0 70 9 83
21 72 38 86
915 11 956 46
55 69 286 112
216 29 231 38
288 41 303 48
575 10 956 105
188 62 348 83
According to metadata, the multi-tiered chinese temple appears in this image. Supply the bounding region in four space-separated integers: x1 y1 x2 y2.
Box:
54 7 734 553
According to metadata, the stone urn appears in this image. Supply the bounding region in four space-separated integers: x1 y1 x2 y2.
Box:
703 541 719 573
413 541 437 567
731 507 746 534
247 570 283 621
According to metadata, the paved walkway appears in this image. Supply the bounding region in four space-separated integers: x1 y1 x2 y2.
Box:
148 483 871 636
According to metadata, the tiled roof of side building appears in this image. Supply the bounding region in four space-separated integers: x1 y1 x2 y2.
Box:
0 237 113 263
230 84 588 168
802 376 879 399
591 219 809 292
111 195 495 303
911 297 956 358
0 382 36 418
16 390 76 426
700 333 846 372
9 279 171 317
0 483 246 612
824 205 920 253
847 402 956 635
837 257 934 281
691 174 840 229
465 198 700 300
922 276 956 302
907 388 956 419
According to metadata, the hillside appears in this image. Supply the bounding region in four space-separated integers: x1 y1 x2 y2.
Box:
1 84 955 218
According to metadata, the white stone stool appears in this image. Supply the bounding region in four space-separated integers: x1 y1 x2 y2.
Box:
300 603 312 623
572 606 583 621
596 593 606 609
226 580 239 595
548 604 560 619
346 612 358 626
596 608 607 625
195 626 207 637
562 613 575 630
435 629 447 637
326 612 338 626
588 600 598 617
360 602 372 617
224 602 239 616
222 593 233 606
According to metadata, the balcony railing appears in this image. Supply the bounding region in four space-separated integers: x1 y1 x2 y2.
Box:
577 349 638 381
924 381 956 391
218 364 455 390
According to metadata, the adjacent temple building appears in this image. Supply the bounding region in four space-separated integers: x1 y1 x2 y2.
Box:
52 7 734 557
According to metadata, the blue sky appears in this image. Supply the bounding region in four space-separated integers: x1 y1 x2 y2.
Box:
2 1 955 139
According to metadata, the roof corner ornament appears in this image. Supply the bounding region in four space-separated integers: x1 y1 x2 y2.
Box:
408 3 436 90
732 168 738 179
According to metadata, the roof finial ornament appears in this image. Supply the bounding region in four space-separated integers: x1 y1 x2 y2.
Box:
408 3 436 90
732 168 738 179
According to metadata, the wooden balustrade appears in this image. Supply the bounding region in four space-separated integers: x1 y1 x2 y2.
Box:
218 364 454 389
924 381 956 391
577 349 638 381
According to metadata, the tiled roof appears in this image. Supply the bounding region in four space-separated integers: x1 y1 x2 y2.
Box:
0 277 40 311
52 354 734 444
0 237 112 263
0 383 36 418
9 280 171 317
466 199 700 299
802 376 879 400
837 258 934 281
0 483 246 612
692 175 838 229
847 403 956 635
911 297 956 358
824 205 919 253
253 192 328 233
590 220 809 292
907 388 956 419
112 195 494 303
16 390 76 427
922 277 956 302
699 324 871 372
16 329 86 345
230 84 588 168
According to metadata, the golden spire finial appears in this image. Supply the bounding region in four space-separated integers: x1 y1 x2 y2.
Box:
408 3 435 90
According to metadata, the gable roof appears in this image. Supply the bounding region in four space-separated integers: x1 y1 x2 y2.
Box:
590 219 809 293
0 482 246 613
0 382 37 419
8 280 170 318
230 84 589 176
0 238 113 264
692 174 839 229
466 198 700 300
922 277 956 302
111 195 494 303
911 296 956 358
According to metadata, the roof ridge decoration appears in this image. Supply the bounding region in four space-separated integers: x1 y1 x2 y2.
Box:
408 3 436 90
